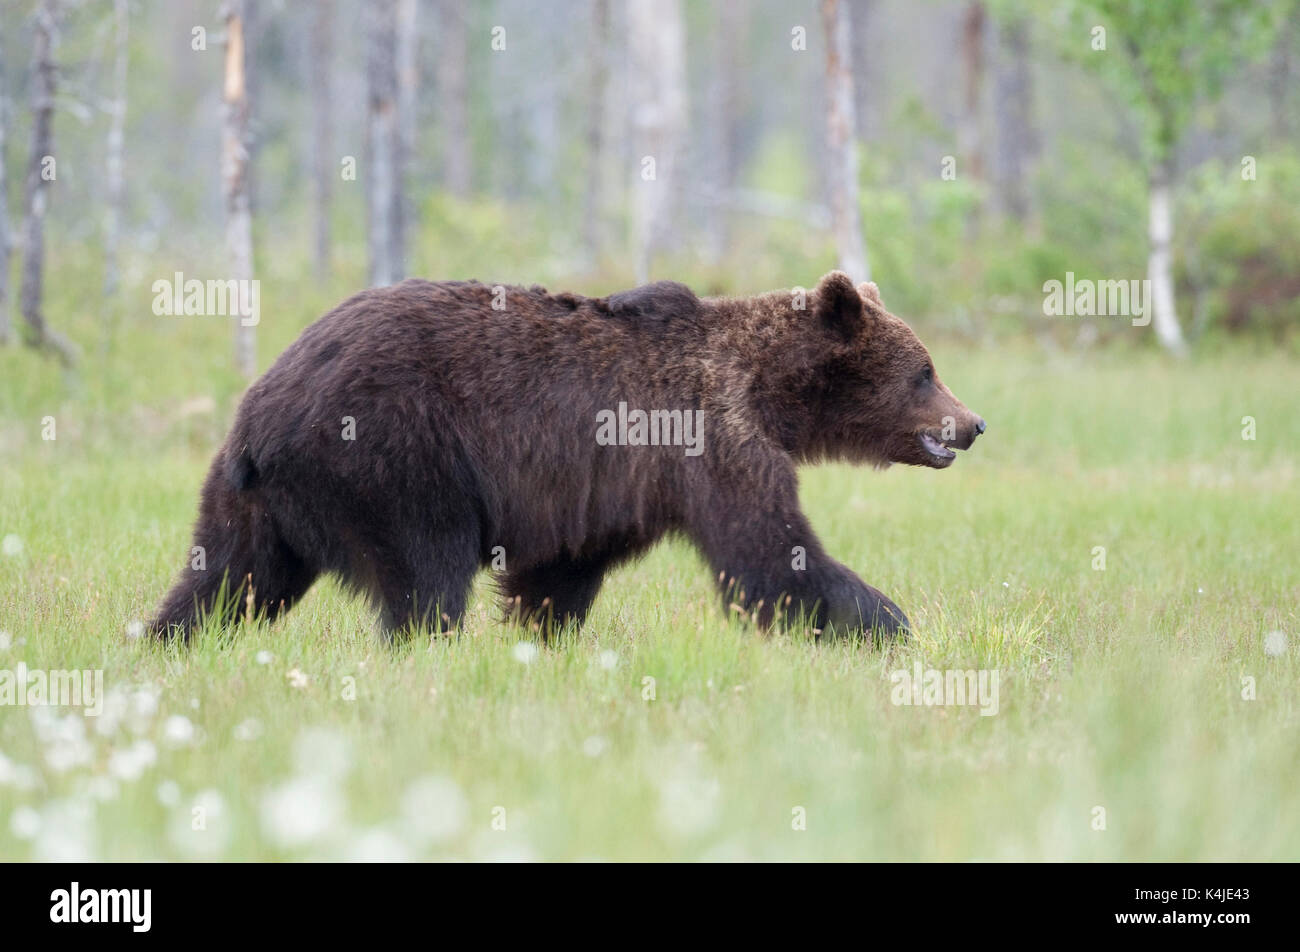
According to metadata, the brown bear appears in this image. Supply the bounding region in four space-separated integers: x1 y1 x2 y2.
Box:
151 271 984 642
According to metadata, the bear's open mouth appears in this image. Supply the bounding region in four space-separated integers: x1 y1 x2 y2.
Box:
918 431 957 466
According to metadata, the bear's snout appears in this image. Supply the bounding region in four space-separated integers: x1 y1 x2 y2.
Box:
955 414 987 449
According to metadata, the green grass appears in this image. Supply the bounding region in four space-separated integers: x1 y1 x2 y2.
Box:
1 279 1298 859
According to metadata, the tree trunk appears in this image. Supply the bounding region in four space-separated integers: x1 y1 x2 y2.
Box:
103 0 128 301
820 0 869 282
242 0 260 215
958 2 987 185
309 0 333 278
627 0 686 284
19 0 76 367
1147 158 1187 356
222 0 256 378
437 0 470 197
581 0 610 270
704 0 747 262
993 14 1034 223
396 0 418 258
367 0 402 286
849 0 879 143
0 17 12 346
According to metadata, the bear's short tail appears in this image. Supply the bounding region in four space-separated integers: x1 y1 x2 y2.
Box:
150 443 315 641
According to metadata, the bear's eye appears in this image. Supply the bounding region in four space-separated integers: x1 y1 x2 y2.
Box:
915 366 933 387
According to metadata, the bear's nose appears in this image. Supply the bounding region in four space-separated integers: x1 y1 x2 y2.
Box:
974 417 987 435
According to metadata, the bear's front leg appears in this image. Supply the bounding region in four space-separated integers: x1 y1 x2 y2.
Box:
811 561 910 639
689 494 909 641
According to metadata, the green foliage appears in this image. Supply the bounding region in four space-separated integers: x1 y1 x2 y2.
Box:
1179 152 1300 342
1058 0 1289 162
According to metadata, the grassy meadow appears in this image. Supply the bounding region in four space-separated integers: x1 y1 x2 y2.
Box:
1 250 1298 861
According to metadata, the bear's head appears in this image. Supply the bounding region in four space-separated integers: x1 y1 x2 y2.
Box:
795 271 986 469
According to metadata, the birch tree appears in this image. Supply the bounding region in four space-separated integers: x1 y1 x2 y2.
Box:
581 0 609 269
437 0 470 197
395 0 418 257
0 14 12 346
103 0 129 302
627 0 686 284
367 0 402 286
958 1 987 188
820 0 869 282
19 0 77 367
704 0 747 262
993 12 1035 223
221 0 256 378
1064 0 1285 355
309 0 333 278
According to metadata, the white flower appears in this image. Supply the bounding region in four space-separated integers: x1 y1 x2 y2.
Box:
86 776 119 801
256 650 273 665
347 828 413 862
107 740 157 781
4 764 40 791
129 687 161 729
513 642 539 664
233 718 263 742
156 780 181 806
31 799 96 862
599 650 619 671
36 712 93 773
163 715 197 747
401 775 468 843
582 735 608 758
260 777 344 848
124 620 145 639
286 667 309 688
656 755 722 837
2 534 23 557
1264 631 1288 657
293 727 352 781
0 630 11 651
9 806 41 839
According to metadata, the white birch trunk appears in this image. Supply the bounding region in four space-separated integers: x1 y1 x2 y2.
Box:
20 0 76 366
1147 160 1187 355
222 0 256 378
310 0 333 278
628 0 686 285
821 0 869 282
0 17 11 346
367 0 402 286
103 0 128 301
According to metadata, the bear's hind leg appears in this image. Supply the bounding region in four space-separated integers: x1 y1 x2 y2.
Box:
502 554 611 634
151 491 318 641
371 531 479 642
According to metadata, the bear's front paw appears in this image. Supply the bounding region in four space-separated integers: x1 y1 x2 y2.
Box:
822 583 910 641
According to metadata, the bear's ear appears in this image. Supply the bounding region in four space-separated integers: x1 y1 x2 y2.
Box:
813 271 863 343
857 281 883 308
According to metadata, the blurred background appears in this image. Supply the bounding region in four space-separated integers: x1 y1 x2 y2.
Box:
0 0 1297 400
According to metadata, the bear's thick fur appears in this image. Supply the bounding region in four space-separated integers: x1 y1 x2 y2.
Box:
152 271 984 641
